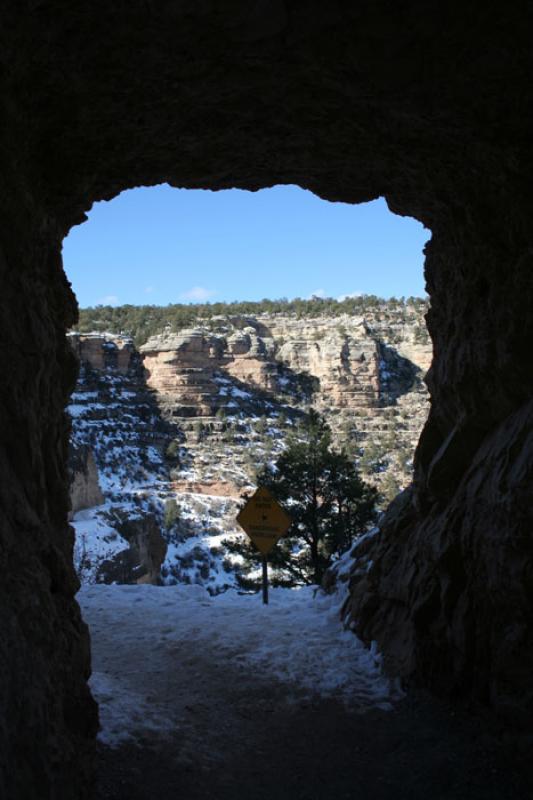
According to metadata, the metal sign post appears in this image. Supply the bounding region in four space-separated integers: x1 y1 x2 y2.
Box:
261 555 269 605
236 486 292 605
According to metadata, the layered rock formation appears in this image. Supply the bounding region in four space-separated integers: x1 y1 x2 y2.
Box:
140 325 279 417
65 311 429 590
1 4 532 796
141 315 391 415
67 334 172 586
68 332 136 374
67 310 430 598
141 311 431 498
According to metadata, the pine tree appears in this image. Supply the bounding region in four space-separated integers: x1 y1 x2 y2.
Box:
226 410 377 587
164 498 180 530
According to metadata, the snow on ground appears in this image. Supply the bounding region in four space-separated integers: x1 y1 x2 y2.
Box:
160 492 245 591
79 581 402 747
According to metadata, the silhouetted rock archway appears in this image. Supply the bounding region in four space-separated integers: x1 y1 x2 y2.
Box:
0 3 531 797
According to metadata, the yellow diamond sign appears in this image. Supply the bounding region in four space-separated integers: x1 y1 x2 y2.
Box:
236 487 292 555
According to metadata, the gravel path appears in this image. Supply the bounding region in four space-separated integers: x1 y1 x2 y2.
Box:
80 586 532 800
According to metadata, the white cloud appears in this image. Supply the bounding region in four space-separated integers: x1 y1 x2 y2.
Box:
144 286 155 294
180 286 216 302
98 295 119 306
337 291 363 302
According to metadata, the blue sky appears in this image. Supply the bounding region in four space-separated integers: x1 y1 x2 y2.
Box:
62 184 429 307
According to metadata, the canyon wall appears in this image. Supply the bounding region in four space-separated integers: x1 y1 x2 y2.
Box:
66 312 428 532
67 334 171 586
67 314 430 594
140 309 431 499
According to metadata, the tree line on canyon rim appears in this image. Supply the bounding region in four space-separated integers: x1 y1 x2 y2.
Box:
76 294 429 346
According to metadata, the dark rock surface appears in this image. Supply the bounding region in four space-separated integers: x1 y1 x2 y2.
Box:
347 399 533 725
0 2 532 797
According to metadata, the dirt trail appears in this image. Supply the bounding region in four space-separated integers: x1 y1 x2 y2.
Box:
83 590 532 800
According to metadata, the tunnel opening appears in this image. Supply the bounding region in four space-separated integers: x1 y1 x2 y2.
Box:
60 184 484 793
62 183 430 600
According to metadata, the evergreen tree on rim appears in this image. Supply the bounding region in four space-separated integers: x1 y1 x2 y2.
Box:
226 409 377 587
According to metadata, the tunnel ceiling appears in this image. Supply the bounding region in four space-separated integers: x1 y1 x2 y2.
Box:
2 2 531 232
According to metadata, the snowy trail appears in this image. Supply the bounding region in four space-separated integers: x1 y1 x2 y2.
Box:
79 584 400 749
82 585 531 800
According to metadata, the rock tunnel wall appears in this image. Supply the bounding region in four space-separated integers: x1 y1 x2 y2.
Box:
0 2 532 796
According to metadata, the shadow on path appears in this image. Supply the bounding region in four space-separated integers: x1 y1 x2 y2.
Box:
96 686 532 800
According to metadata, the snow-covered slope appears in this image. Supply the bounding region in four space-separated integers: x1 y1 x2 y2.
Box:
68 345 173 584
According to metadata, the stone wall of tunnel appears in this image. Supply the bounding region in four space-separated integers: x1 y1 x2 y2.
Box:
0 2 532 796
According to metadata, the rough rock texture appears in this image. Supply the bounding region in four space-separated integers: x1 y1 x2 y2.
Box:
0 3 532 797
68 443 104 519
346 398 533 725
97 515 167 586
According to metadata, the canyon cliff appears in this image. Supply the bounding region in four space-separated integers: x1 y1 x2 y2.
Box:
67 305 430 593
67 333 170 586
139 306 431 498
